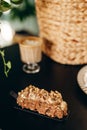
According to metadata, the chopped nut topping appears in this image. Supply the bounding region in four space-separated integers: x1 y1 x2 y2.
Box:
17 85 68 119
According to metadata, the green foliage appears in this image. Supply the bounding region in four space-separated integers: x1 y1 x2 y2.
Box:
0 0 11 12
0 0 35 21
10 0 35 21
0 0 24 14
0 0 35 77
10 0 23 4
0 11 3 16
0 0 24 77
0 50 11 77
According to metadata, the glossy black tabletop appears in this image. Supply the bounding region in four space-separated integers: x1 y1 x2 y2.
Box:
0 44 87 130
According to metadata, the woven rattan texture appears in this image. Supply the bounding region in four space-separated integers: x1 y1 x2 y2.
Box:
36 0 87 64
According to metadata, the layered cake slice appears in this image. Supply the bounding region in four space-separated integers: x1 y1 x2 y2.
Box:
17 85 68 119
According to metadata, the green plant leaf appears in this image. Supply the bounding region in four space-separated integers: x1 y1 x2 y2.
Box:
0 50 5 57
10 0 23 4
6 61 11 69
0 0 11 12
0 50 12 77
0 11 2 16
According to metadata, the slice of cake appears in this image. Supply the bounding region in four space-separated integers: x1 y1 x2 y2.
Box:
17 85 68 119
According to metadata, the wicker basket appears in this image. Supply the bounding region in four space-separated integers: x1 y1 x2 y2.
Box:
35 0 87 65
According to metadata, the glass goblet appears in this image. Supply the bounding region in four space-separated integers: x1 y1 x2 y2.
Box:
19 36 42 74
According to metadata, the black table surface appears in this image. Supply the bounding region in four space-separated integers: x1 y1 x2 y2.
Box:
0 44 87 130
